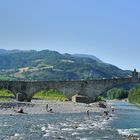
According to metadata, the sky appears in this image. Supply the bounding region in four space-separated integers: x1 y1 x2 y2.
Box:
0 0 140 71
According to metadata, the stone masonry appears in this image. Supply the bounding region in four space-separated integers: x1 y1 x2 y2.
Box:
0 69 139 102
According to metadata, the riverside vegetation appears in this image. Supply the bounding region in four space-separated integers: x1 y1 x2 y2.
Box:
0 88 15 101
128 85 140 105
106 85 140 105
107 88 128 100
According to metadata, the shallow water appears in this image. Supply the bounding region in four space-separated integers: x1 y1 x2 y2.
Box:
109 101 140 137
0 101 140 140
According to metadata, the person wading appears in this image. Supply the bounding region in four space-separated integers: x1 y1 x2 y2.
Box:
46 104 48 111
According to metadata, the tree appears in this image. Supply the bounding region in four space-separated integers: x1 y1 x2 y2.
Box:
107 88 128 100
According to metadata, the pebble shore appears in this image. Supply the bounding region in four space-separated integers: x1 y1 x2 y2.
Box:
0 99 107 115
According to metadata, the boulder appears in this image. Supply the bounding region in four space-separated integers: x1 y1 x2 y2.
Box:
98 102 107 108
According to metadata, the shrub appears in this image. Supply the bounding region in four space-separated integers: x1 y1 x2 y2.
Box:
107 88 128 100
95 96 105 102
128 85 140 104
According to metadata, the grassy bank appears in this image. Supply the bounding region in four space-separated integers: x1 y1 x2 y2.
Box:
0 88 15 101
33 89 68 101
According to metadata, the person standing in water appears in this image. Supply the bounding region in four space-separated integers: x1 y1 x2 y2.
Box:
46 104 48 111
86 109 90 119
111 107 115 112
86 110 90 116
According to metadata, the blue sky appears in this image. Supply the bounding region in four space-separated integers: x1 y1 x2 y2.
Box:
0 0 140 71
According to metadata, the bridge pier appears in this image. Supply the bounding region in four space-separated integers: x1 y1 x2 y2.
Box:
16 93 28 101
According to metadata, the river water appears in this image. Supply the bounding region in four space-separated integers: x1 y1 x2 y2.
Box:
0 101 140 140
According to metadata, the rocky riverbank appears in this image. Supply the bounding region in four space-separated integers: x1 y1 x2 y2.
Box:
123 134 140 140
0 99 109 115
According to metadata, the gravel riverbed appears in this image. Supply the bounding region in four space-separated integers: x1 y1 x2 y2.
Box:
0 99 107 115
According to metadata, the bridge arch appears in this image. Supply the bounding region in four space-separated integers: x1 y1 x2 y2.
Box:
102 82 139 94
93 78 137 97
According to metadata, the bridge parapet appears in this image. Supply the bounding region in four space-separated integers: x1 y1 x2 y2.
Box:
0 70 139 102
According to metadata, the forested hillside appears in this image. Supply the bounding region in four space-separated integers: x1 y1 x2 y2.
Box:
0 49 131 80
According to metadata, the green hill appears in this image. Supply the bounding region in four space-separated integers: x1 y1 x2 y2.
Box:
0 49 131 80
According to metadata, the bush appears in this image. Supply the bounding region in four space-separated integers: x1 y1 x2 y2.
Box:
107 88 128 100
95 96 105 102
0 88 14 101
128 85 140 104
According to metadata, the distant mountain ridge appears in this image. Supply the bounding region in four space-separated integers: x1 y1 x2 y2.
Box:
73 54 103 63
0 49 36 54
0 49 131 80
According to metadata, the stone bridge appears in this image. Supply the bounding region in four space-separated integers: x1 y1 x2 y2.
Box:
0 69 139 102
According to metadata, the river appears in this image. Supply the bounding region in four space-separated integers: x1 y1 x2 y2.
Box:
109 101 140 137
0 101 140 140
